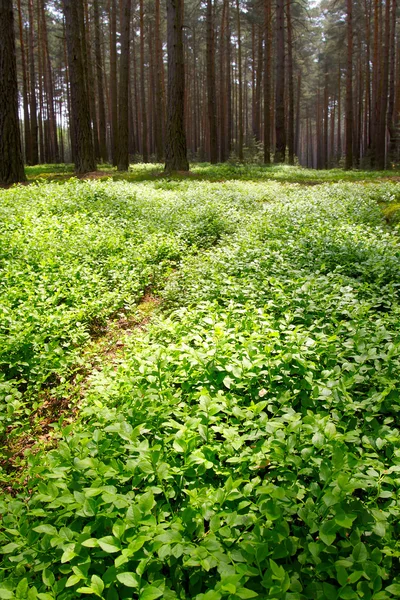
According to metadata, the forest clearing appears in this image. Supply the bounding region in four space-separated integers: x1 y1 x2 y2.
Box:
1 166 400 597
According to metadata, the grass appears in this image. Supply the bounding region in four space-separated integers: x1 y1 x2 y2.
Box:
0 168 400 598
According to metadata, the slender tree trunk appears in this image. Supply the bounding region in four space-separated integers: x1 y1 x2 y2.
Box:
236 0 243 161
117 0 131 170
140 0 148 162
387 0 397 160
345 0 353 169
63 0 96 173
155 0 164 161
17 0 32 165
0 0 26 184
93 0 108 162
206 0 218 162
110 0 118 165
274 0 286 162
164 0 189 172
40 0 59 162
264 0 272 164
28 0 39 164
286 0 294 164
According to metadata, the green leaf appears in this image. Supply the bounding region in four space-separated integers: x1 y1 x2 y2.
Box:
66 575 82 588
90 575 104 596
16 578 29 599
319 521 337 546
140 586 164 600
236 588 259 599
386 584 400 596
98 536 121 553
116 573 140 588
352 542 368 564
42 569 55 588
0 590 13 599
33 525 58 536
0 543 19 554
138 491 155 514
61 544 76 563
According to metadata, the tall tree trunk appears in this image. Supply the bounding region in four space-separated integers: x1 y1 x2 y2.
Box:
40 0 59 162
164 0 189 172
0 0 26 184
286 0 294 164
84 0 100 161
93 0 108 162
63 0 96 173
117 0 131 170
28 0 39 164
375 0 391 168
274 0 286 162
387 0 397 160
155 0 164 161
345 0 353 169
17 0 32 165
264 0 272 164
236 0 243 161
206 0 218 162
110 0 118 165
140 0 148 162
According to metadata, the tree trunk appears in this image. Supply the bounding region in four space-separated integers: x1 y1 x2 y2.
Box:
164 0 189 172
274 0 286 162
236 0 243 161
286 0 294 164
28 0 39 164
264 0 272 164
63 0 96 173
0 0 26 184
17 0 32 165
345 0 353 169
93 0 108 162
140 0 148 162
110 0 118 165
206 0 218 163
155 0 164 161
117 0 131 170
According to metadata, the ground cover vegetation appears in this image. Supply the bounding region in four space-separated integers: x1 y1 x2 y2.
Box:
1 168 400 598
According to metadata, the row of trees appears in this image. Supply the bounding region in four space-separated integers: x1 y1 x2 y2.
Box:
1 0 399 184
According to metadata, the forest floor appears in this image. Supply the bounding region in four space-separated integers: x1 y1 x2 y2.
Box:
1 165 400 598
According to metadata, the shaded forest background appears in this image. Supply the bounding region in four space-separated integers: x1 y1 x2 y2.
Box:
9 0 400 171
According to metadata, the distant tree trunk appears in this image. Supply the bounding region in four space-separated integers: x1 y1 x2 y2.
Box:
286 0 294 164
17 0 32 165
254 26 263 141
206 0 218 163
337 63 342 161
219 0 227 162
28 0 39 165
94 0 108 162
345 0 353 169
110 0 118 165
83 0 100 161
264 0 272 164
155 0 164 161
236 0 243 161
0 0 26 184
140 0 148 162
387 0 397 160
274 0 286 162
295 71 301 157
375 0 391 168
323 65 329 168
117 0 131 170
164 0 189 172
63 0 96 173
40 0 60 163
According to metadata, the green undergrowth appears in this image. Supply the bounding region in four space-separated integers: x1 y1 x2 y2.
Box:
24 163 400 186
1 176 400 598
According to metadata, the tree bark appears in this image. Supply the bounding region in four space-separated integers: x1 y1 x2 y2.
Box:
206 0 218 162
264 0 272 164
236 0 243 161
93 0 108 162
117 0 131 170
0 0 26 184
274 0 286 163
164 0 189 172
63 0 96 173
345 0 353 170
